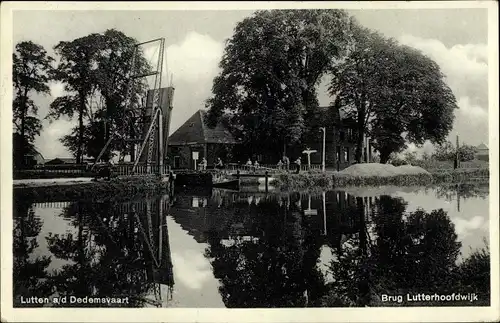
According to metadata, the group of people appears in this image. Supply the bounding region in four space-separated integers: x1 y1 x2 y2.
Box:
244 155 302 173
197 155 302 173
198 157 224 171
277 155 302 173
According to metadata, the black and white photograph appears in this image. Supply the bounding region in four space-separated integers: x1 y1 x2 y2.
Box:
1 1 498 322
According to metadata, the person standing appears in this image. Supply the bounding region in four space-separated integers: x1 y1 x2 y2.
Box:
216 157 224 169
295 157 301 174
283 155 290 172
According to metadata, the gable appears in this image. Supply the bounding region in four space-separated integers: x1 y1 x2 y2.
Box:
476 143 488 150
168 110 206 145
168 109 238 145
199 110 238 144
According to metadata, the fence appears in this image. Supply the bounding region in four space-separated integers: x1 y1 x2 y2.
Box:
205 163 324 174
14 163 172 179
112 164 171 176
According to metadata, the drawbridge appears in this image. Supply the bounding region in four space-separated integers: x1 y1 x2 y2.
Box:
92 38 174 175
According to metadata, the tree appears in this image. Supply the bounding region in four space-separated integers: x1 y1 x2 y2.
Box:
13 41 53 168
329 22 458 163
205 10 352 160
93 29 151 161
433 141 476 162
48 33 104 163
48 30 150 163
458 144 477 162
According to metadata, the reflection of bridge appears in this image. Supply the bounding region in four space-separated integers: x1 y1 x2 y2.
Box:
34 201 73 209
168 189 378 252
37 195 175 307
116 196 174 307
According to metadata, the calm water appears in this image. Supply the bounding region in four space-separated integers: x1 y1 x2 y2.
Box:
13 183 490 308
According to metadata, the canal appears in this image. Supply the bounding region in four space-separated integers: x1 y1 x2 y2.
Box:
13 183 490 307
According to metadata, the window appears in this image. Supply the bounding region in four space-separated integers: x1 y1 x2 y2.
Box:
336 146 341 162
344 147 349 163
347 129 353 141
339 131 345 141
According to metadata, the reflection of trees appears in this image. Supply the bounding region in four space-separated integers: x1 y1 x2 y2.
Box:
435 183 489 201
455 243 490 304
204 195 327 308
323 194 470 306
371 196 461 291
13 197 52 307
42 196 173 307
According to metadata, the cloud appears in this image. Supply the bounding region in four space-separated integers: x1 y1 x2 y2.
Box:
49 81 65 98
35 119 75 159
142 32 224 135
452 215 488 239
171 249 213 290
399 35 488 106
397 34 489 154
166 32 224 84
34 32 224 158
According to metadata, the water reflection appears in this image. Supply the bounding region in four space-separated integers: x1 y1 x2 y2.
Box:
13 183 490 308
13 195 174 307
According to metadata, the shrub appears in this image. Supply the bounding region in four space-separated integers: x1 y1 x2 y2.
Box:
14 176 170 203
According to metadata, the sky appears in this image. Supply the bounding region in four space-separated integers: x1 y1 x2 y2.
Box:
11 7 490 159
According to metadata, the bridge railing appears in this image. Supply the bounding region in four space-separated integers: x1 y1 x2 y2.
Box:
206 163 325 174
112 164 171 176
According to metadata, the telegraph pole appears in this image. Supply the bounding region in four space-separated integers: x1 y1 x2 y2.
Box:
319 127 326 172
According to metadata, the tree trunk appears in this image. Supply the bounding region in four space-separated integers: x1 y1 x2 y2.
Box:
20 109 26 169
76 94 85 164
355 108 365 164
379 151 390 164
356 197 370 306
19 89 29 169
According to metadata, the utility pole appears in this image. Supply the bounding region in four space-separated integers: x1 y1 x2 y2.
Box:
456 135 460 169
319 127 326 172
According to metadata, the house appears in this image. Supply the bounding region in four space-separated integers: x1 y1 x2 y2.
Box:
24 151 45 168
12 133 45 169
167 109 239 169
46 158 77 165
475 143 489 161
167 107 374 170
290 106 375 170
45 157 95 165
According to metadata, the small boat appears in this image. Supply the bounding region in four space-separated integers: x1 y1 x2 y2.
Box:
213 179 240 190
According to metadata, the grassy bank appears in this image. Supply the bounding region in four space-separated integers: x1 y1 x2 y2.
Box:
14 176 171 203
274 168 489 190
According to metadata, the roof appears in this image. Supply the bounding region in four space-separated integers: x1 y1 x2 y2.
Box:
47 157 95 164
47 158 77 164
476 143 488 150
168 109 238 145
308 106 352 128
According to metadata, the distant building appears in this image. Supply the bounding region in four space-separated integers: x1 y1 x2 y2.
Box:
45 157 95 165
24 150 45 168
12 133 44 169
475 143 489 161
167 109 239 169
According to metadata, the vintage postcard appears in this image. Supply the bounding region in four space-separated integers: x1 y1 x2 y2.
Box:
1 1 499 322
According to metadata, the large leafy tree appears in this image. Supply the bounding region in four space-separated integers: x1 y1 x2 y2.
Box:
205 10 352 160
330 22 458 163
93 29 151 160
13 41 53 168
48 30 150 162
47 33 104 163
